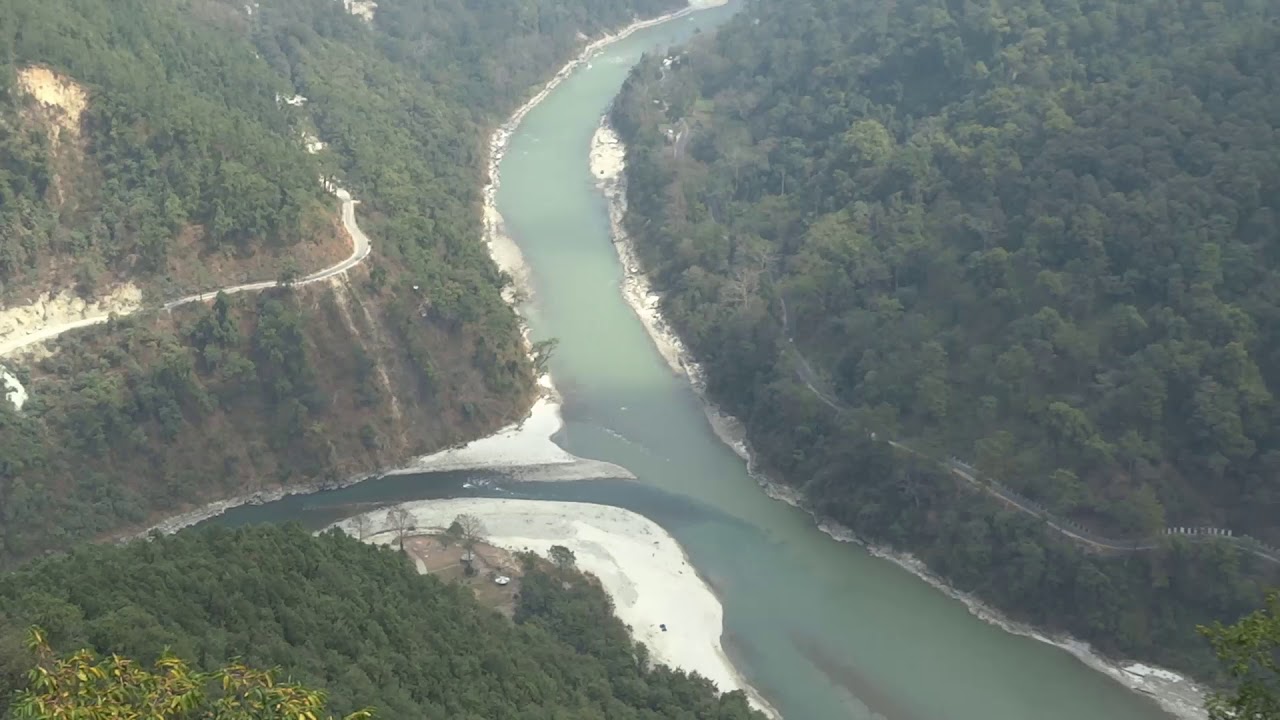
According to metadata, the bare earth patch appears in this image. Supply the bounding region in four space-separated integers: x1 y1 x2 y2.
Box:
340 0 377 23
16 65 88 142
1 367 26 411
402 535 524 616
0 285 143 357
15 65 90 207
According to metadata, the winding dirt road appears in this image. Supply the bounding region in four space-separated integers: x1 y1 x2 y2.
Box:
0 188 370 358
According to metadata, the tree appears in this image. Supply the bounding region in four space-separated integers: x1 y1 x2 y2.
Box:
531 339 559 376
385 508 413 551
453 514 485 554
277 259 301 287
10 628 372 720
443 521 462 547
367 264 388 292
549 545 576 570
1199 592 1280 720
975 431 1017 483
349 515 371 542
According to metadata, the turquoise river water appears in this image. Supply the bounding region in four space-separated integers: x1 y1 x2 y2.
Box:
213 7 1175 719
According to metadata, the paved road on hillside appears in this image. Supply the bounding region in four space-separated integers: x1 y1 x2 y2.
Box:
776 295 1280 563
0 188 371 358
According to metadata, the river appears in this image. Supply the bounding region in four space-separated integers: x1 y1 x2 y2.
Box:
210 6 1175 719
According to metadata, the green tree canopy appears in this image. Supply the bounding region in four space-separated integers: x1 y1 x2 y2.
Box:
0 526 764 720
10 628 371 720
1200 591 1280 720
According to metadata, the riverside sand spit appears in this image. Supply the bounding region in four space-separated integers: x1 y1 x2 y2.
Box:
332 498 780 719
589 117 1209 720
387 374 634 481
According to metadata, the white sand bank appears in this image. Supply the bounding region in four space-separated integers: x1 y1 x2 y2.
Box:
333 497 778 717
591 121 1208 720
389 377 634 481
591 122 690 376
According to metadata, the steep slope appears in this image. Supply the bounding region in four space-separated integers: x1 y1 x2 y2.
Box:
0 0 684 565
0 1 338 297
0 526 764 719
612 0 1280 676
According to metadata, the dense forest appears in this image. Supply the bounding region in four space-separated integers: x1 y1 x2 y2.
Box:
0 0 331 295
0 0 685 564
612 0 1280 676
0 526 763 719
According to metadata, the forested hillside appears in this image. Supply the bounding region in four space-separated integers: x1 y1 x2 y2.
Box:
0 0 335 296
0 0 682 564
613 0 1280 675
0 525 763 719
